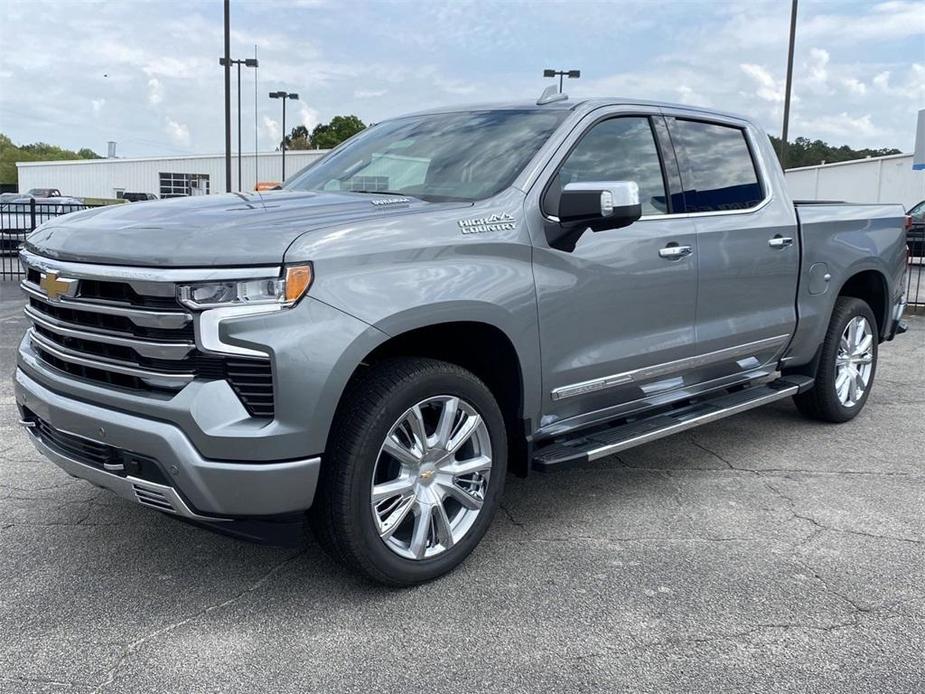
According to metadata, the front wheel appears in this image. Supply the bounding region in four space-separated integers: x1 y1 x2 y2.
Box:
310 357 507 586
793 297 878 423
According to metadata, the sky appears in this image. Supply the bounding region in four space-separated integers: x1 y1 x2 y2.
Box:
0 0 923 158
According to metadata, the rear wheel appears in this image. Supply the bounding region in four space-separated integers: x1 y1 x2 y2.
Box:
793 297 878 423
310 357 507 585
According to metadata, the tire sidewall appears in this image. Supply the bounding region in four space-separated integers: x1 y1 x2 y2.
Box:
817 298 879 421
345 365 507 584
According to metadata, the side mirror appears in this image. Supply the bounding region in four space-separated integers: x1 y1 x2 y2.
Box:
558 181 642 231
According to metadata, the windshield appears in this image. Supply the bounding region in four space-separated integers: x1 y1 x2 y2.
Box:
284 109 569 202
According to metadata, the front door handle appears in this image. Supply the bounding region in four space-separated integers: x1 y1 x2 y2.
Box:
768 235 794 249
659 244 693 260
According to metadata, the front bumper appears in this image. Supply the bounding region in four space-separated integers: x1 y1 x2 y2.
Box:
14 368 321 519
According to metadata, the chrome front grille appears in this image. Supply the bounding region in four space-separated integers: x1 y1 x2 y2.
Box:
20 260 275 417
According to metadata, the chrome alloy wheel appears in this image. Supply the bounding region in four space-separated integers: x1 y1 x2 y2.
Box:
835 315 874 408
370 395 492 560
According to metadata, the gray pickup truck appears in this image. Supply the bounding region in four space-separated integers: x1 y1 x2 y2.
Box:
14 95 908 585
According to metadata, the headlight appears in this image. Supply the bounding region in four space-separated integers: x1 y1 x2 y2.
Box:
177 264 313 310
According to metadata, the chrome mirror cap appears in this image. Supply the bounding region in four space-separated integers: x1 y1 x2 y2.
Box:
562 180 639 218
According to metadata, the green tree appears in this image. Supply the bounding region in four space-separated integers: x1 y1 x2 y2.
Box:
310 115 366 149
768 135 901 169
0 133 101 188
281 125 312 150
281 116 366 151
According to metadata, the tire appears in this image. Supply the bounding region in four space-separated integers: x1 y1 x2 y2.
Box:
310 357 507 586
793 297 879 423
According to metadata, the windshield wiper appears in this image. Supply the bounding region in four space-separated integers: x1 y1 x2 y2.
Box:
347 190 409 196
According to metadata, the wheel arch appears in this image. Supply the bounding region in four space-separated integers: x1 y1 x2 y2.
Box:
836 268 889 340
347 318 533 475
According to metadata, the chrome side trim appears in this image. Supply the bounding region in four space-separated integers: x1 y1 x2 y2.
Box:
637 193 773 221
25 306 195 360
550 334 790 401
21 281 192 329
28 329 194 383
538 367 774 440
584 384 799 462
24 428 232 522
20 249 281 283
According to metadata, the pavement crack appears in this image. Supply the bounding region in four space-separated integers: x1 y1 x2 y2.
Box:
792 556 873 616
761 477 923 546
689 437 735 469
89 550 305 693
498 502 525 528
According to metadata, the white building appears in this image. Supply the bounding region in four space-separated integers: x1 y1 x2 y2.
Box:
785 153 924 210
16 150 328 200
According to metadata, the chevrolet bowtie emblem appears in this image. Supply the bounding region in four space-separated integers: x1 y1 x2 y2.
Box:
39 271 76 302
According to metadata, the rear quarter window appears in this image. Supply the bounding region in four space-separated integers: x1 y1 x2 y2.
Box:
671 120 764 213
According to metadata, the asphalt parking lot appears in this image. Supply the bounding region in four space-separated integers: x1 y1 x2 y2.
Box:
1 281 923 693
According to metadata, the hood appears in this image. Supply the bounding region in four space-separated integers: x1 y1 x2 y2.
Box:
25 190 466 267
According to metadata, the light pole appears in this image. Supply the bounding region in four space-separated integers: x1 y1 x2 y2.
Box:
220 56 259 190
269 90 299 182
222 0 231 193
543 68 581 93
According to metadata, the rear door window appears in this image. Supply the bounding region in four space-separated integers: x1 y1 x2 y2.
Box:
670 120 764 213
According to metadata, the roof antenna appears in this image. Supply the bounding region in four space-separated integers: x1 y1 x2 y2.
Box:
537 85 567 105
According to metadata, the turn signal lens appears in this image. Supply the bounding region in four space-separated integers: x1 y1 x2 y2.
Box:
284 264 313 303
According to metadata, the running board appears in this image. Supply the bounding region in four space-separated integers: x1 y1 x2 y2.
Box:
532 376 814 471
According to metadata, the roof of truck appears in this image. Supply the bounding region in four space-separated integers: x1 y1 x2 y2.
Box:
401 96 752 124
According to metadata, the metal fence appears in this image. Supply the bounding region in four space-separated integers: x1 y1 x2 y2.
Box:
0 200 106 281
907 233 924 315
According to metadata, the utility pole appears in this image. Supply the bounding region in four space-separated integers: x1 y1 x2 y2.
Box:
222 0 231 193
543 68 581 93
780 0 798 168
269 91 299 181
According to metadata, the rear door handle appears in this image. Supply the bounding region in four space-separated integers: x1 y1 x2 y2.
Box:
768 235 794 249
659 244 693 260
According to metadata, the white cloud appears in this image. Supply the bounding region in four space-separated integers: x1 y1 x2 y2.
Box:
740 63 784 102
840 78 867 96
798 113 882 139
354 88 387 99
165 117 190 147
806 48 830 86
873 71 892 91
147 78 163 105
262 116 280 145
801 0 925 43
298 103 320 130
676 85 710 107
91 98 105 115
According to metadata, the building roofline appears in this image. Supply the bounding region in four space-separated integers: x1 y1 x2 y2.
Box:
16 150 329 168
785 152 912 172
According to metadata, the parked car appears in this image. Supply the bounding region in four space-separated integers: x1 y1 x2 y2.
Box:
120 192 159 202
15 95 908 585
25 188 62 198
906 199 925 257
